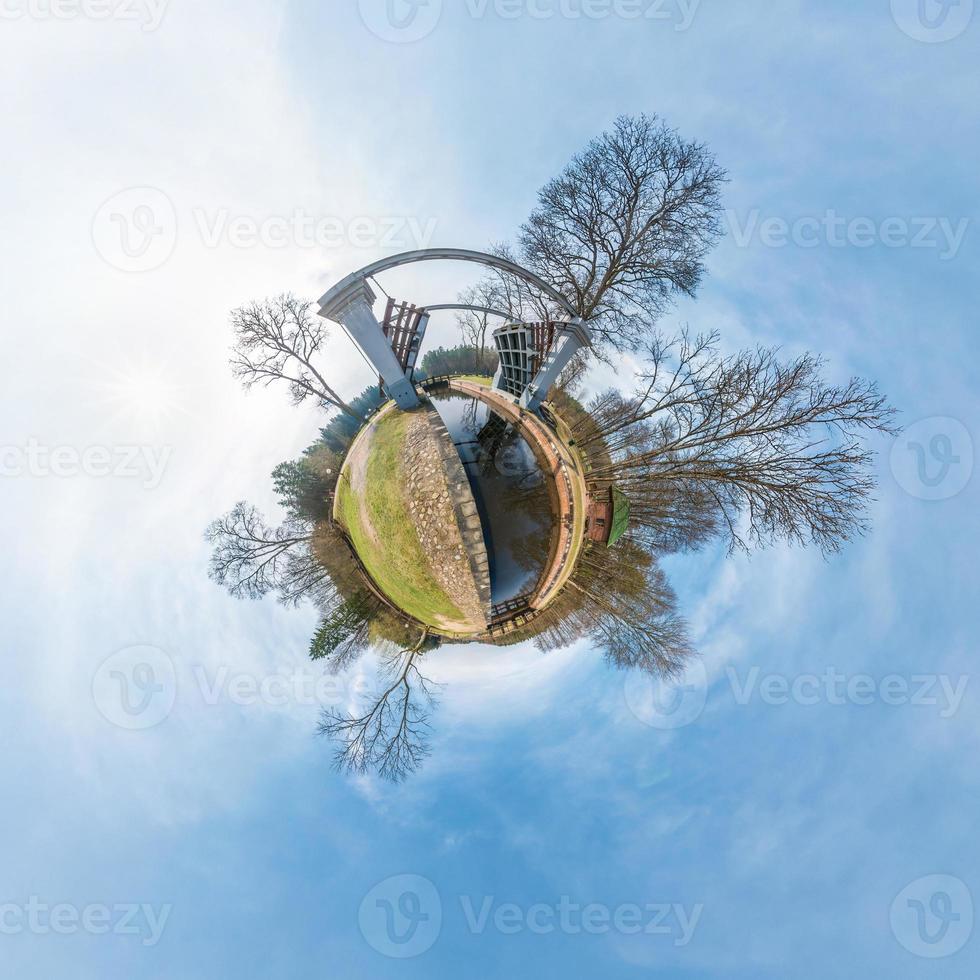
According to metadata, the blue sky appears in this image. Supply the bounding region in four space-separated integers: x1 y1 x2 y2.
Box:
1 0 978 976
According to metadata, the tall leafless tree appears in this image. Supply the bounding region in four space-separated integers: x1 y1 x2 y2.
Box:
318 630 437 782
455 280 499 352
230 294 361 419
575 332 898 555
568 544 695 677
205 503 316 600
517 539 696 678
462 116 727 354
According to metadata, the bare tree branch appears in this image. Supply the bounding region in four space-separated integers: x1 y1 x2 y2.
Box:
230 294 361 419
580 335 899 555
318 631 438 782
205 503 312 600
515 115 728 353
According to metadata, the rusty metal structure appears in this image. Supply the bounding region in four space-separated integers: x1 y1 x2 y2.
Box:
379 297 429 395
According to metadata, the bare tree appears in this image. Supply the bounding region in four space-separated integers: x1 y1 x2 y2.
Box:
230 294 361 419
576 333 898 555
318 630 438 782
448 241 556 340
514 540 696 678
205 503 314 600
455 280 500 352
556 349 589 397
568 546 695 678
456 116 726 357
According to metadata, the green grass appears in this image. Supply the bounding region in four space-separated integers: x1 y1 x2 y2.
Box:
457 374 492 386
336 410 467 630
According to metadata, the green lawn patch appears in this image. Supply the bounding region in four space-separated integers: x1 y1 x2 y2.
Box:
336 410 466 630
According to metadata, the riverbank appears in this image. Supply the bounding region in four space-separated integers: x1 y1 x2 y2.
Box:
334 401 488 635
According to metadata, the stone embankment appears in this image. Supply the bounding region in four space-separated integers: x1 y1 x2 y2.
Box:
403 406 492 631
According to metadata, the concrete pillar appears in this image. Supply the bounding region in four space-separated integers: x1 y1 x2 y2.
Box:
521 319 591 412
318 280 420 410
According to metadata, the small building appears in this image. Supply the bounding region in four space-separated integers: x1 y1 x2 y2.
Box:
587 487 631 546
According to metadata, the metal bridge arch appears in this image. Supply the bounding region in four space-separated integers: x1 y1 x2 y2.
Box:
316 248 591 413
422 303 516 322
317 248 579 320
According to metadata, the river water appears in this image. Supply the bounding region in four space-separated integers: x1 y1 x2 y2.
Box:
428 390 554 606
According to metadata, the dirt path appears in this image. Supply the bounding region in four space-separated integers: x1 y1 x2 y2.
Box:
337 404 390 551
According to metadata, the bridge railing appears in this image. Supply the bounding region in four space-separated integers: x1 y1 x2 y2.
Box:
419 374 456 389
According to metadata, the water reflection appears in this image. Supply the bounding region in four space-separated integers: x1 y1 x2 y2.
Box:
427 389 554 605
